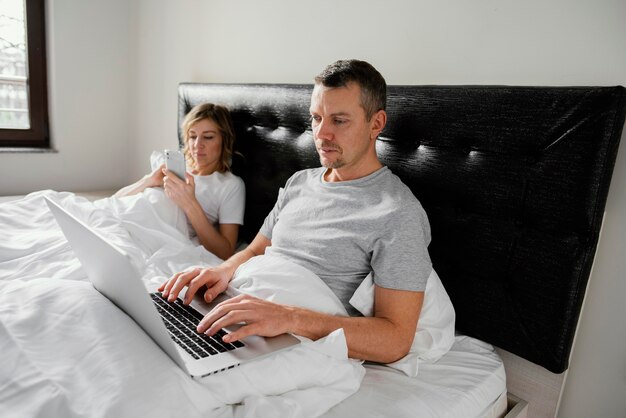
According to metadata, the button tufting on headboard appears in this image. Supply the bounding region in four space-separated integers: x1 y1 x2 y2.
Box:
178 82 626 373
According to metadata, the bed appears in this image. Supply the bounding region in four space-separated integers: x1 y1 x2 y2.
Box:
1 83 624 418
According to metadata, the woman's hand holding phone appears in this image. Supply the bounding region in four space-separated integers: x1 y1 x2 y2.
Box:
164 149 187 180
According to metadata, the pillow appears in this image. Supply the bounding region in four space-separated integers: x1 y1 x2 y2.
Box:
150 149 166 169
349 268 456 376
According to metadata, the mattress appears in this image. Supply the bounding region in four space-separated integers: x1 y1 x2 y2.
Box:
322 335 507 418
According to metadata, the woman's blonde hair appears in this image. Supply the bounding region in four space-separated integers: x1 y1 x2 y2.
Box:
182 103 236 173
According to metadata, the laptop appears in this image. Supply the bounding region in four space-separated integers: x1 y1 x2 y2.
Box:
45 197 299 378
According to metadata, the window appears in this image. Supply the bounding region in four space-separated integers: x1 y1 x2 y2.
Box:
0 0 49 148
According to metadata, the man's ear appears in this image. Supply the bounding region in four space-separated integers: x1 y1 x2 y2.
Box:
370 109 387 140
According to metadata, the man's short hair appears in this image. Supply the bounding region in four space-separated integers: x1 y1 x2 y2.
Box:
314 59 387 121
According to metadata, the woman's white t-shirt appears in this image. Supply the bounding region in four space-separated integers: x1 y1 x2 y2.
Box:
189 171 245 238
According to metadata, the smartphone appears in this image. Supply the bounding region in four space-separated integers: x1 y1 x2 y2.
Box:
164 149 186 180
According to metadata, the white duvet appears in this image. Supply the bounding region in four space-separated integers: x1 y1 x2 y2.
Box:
0 190 365 418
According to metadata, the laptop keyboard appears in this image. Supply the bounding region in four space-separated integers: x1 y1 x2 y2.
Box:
151 292 245 359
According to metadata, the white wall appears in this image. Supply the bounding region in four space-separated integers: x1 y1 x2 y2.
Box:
0 0 132 195
129 2 626 417
2 0 625 416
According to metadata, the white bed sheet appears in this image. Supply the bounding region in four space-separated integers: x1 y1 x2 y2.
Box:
0 190 507 418
322 335 507 418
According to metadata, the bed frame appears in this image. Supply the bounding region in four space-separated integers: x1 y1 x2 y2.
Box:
178 83 626 416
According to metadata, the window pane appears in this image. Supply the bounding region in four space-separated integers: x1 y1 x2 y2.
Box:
0 0 29 129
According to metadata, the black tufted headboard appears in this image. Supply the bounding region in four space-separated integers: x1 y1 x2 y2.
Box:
178 83 625 374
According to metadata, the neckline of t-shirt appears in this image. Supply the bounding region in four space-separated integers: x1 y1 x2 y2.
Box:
192 170 229 178
319 166 388 187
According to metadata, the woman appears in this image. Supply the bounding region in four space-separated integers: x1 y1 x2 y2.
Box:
115 103 245 260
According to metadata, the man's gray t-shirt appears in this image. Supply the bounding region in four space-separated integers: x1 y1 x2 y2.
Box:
260 166 432 316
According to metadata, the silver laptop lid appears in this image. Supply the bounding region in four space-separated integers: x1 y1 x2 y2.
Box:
45 197 300 377
44 197 189 371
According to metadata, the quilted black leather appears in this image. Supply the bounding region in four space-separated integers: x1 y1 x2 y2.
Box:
178 83 625 373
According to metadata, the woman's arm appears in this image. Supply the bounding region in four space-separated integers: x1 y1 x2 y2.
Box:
114 164 165 197
184 198 239 259
163 171 239 260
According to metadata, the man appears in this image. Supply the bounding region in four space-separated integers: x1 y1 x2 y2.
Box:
160 59 432 364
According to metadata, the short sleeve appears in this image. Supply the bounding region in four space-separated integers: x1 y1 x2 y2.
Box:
370 200 432 292
259 171 302 239
259 187 285 240
217 176 246 225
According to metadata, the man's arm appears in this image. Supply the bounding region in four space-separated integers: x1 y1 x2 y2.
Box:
199 284 424 364
159 233 272 304
296 286 423 363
